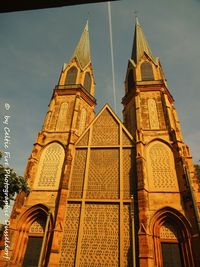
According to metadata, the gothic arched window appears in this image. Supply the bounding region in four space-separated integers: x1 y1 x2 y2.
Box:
79 108 87 134
147 141 178 192
65 66 78 85
34 142 65 189
56 102 68 131
148 98 159 129
128 70 134 92
83 72 92 93
141 62 154 81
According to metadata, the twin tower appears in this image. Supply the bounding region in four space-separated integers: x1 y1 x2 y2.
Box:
1 19 200 267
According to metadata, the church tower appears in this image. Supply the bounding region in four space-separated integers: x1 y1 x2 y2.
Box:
2 22 96 267
122 18 200 267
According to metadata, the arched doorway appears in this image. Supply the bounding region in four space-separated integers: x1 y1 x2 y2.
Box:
11 205 52 266
151 207 194 267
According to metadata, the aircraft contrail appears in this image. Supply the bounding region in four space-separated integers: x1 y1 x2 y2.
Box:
108 2 117 113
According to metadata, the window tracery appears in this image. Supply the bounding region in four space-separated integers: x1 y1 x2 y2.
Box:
34 142 65 189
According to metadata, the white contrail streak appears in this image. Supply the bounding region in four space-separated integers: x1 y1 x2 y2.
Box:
108 2 117 113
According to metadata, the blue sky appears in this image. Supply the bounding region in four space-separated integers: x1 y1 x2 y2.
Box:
0 0 200 179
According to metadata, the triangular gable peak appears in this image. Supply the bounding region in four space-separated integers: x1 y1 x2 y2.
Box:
142 51 158 65
130 51 158 67
76 104 134 147
141 51 159 66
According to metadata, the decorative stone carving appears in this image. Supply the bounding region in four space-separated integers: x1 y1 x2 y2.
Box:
123 149 132 198
69 149 87 198
56 102 68 131
76 131 89 146
122 130 133 146
140 92 166 130
87 149 119 199
160 222 179 240
123 205 132 266
148 98 159 129
60 203 81 266
79 204 119 266
29 218 45 234
49 104 60 131
91 109 119 146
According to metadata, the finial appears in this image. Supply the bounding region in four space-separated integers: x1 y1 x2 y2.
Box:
134 11 139 25
85 12 90 30
85 18 89 31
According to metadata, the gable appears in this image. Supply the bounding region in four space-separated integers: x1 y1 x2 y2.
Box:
76 104 134 147
60 104 135 265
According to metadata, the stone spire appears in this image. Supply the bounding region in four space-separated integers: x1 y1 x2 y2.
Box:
72 21 91 70
131 17 155 63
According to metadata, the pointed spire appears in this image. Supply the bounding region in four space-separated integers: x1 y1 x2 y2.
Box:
72 21 91 69
131 17 155 63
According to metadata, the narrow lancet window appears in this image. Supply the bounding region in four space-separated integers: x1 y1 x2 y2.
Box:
128 70 134 92
83 72 92 93
56 102 68 131
65 66 78 85
148 98 159 129
141 62 154 81
79 108 87 134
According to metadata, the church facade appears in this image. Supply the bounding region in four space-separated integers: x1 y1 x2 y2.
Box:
0 19 200 267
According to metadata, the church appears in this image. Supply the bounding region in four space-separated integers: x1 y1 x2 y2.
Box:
0 18 200 267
